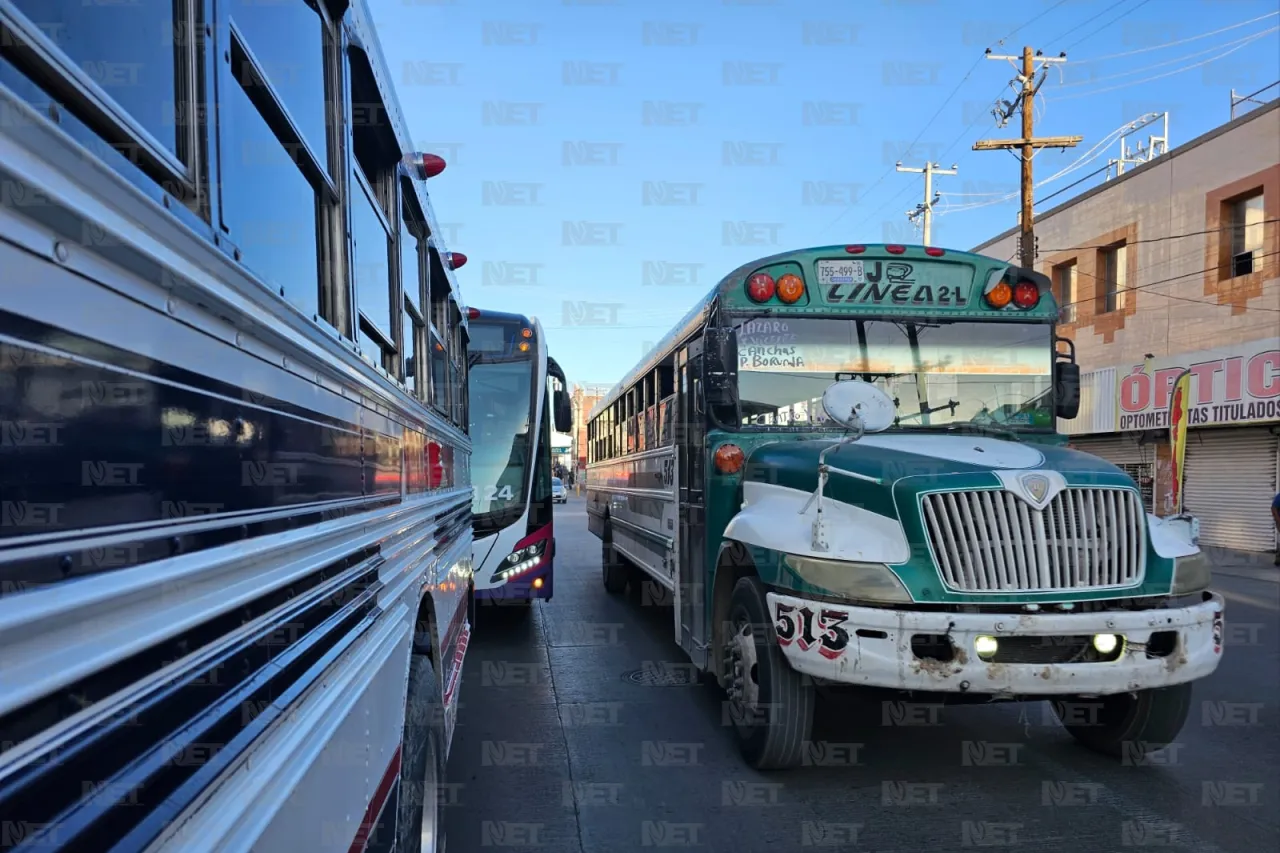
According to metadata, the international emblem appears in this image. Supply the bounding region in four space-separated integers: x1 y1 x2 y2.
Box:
1021 473 1049 504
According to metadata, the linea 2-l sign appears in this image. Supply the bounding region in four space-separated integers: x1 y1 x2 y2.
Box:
1117 338 1280 431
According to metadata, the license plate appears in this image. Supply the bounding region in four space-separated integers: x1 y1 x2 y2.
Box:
817 259 865 285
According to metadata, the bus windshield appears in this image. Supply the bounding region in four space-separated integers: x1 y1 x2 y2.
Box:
468 356 535 531
733 316 1054 430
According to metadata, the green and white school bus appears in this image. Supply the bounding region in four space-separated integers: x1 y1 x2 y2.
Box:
584 243 1224 770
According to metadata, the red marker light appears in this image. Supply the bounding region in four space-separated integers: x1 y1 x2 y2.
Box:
447 252 467 270
885 244 906 254
925 247 945 257
746 273 776 302
403 152 447 180
467 307 481 320
1013 280 1039 308
845 245 866 254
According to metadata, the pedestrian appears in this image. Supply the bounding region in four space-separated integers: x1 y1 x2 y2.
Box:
1272 489 1280 566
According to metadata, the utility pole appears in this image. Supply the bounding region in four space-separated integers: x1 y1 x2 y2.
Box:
896 161 956 246
973 46 1082 270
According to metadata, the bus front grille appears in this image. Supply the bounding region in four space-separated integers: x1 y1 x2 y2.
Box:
920 487 1146 593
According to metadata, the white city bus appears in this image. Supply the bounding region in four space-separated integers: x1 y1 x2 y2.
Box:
0 1 471 850
467 308 573 617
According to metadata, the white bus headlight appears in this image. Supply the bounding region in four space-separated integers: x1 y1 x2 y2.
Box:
1171 552 1211 594
783 555 911 603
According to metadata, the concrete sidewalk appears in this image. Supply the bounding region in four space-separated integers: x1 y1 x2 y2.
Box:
1204 545 1280 584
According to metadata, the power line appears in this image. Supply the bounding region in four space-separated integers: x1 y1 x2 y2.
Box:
1070 11 1279 63
1062 0 1154 53
1042 219 1280 253
1057 249 1280 312
817 0 1078 238
1057 27 1280 88
1052 32 1277 100
1046 0 1141 48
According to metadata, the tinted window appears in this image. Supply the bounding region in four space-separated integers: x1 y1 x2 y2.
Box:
219 76 319 319
226 0 328 166
469 359 533 518
404 314 420 395
350 175 391 339
400 214 421 307
12 0 184 156
430 334 448 411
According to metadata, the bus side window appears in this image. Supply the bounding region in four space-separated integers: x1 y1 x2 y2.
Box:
220 0 337 325
400 177 428 398
425 246 451 416
347 49 402 374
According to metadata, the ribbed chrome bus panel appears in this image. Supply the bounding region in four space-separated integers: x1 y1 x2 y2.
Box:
921 487 1146 593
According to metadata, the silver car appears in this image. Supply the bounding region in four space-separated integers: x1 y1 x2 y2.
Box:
552 477 567 503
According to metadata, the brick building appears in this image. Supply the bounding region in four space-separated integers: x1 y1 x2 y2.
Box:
570 383 610 475
974 99 1280 553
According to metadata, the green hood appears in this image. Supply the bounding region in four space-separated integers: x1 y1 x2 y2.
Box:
743 433 1136 518
733 432 1169 604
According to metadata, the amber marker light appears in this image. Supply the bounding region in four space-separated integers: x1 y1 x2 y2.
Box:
985 280 1013 308
776 274 805 304
714 444 745 474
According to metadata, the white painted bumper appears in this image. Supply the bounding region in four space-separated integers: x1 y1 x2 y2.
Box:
766 591 1225 696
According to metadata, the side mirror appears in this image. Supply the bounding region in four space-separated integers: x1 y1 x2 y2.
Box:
554 389 572 433
1055 361 1080 419
703 327 739 410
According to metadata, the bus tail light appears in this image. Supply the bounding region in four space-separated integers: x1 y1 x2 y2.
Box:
984 280 1013 309
714 444 745 474
776 274 805 303
746 273 775 302
1013 281 1040 308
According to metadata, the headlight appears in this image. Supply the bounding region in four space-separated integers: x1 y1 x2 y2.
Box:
495 540 548 580
783 555 911 603
1171 551 1211 594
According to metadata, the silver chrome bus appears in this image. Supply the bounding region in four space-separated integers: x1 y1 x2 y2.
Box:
0 1 471 850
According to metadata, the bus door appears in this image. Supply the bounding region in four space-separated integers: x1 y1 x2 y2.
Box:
676 341 709 668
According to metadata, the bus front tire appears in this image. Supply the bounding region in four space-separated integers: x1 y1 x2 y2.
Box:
397 652 444 853
724 576 814 770
602 532 628 595
1052 682 1193 759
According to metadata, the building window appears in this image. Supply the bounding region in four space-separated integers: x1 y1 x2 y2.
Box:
1228 192 1265 278
1098 243 1127 314
1053 261 1077 324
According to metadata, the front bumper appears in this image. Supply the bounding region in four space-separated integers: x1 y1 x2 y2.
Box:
766 591 1224 696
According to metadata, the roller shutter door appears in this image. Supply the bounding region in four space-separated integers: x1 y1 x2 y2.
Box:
1183 427 1279 552
1070 434 1156 511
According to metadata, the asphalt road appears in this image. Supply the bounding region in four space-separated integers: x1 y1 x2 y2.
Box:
443 496 1279 853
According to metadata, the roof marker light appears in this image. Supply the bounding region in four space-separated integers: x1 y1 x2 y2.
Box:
845 245 866 254
746 273 776 302
446 252 467 270
925 247 945 257
885 244 906 254
776 274 805 304
1013 280 1040 308
403 152 447 180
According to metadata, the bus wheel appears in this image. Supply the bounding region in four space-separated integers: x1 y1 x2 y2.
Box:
1052 682 1193 758
602 529 628 595
724 576 813 769
397 652 444 853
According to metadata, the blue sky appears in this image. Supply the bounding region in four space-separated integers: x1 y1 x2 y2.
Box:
369 0 1280 387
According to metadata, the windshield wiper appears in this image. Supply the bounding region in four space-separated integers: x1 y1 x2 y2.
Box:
909 422 1021 441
